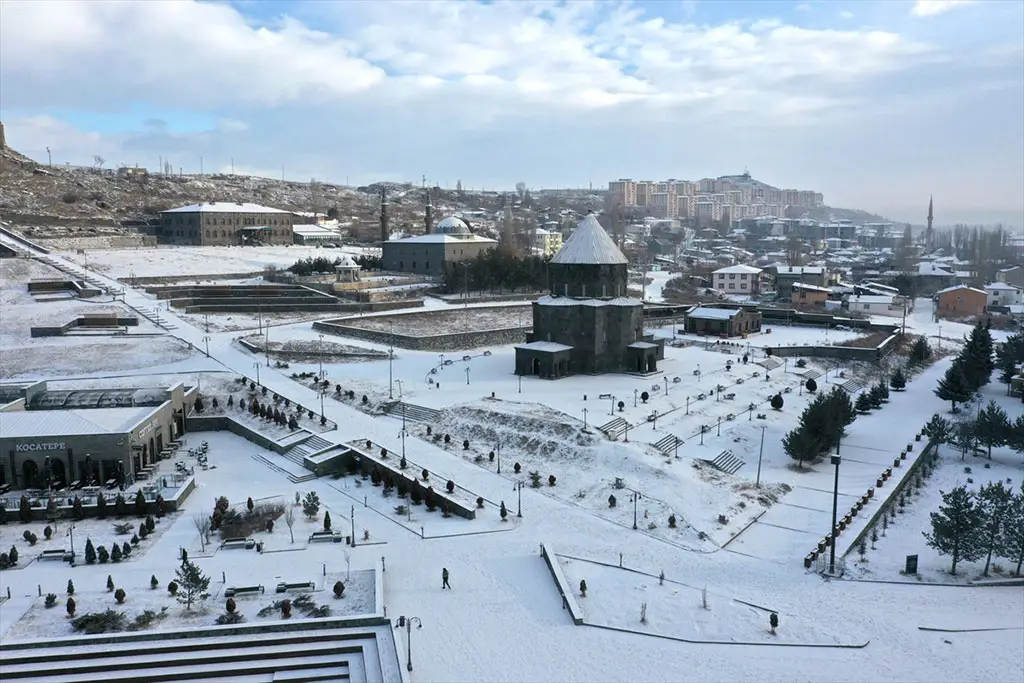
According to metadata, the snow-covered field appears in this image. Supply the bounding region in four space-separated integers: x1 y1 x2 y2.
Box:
1 248 1022 683
59 245 377 279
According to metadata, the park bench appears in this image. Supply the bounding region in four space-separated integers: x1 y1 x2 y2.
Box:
223 585 264 598
275 581 315 593
220 537 256 550
308 531 342 544
40 549 70 562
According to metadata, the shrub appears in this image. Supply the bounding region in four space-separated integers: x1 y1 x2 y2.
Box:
548 475 557 487
281 599 292 618
114 588 126 604
45 593 58 608
26 532 38 546
463 439 470 450
97 545 109 563
446 480 455 493
44 525 52 540
422 468 429 481
150 575 159 589
500 502 508 520
113 522 133 535
216 611 245 625
608 494 617 508
226 597 237 613
771 394 784 410
107 575 115 592
168 581 179 596
333 581 345 598
514 462 522 474
323 511 332 531
71 609 127 634
111 544 122 562
145 515 155 533
9 545 18 565
579 579 587 597
122 542 131 557
85 538 96 564
0 552 9 570
477 496 484 509
66 597 76 617
67 579 75 595
668 514 677 529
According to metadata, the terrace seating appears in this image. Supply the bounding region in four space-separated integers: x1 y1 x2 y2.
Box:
223 585 264 598
220 537 256 550
275 581 316 593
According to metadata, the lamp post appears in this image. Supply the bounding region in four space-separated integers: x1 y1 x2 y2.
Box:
204 313 210 333
630 490 641 530
319 388 325 419
388 322 395 398
394 380 404 399
664 377 669 396
350 505 356 548
394 616 423 672
634 389 638 407
756 426 766 488
465 367 471 385
496 439 501 474
317 334 325 382
67 524 76 564
202 335 210 357
265 325 270 366
582 407 588 429
253 363 260 386
609 395 615 416
515 480 523 517
829 442 842 574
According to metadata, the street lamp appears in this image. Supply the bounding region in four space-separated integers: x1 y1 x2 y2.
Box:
630 490 642 530
582 407 588 429
756 426 766 488
317 333 325 382
465 367 471 385
515 480 523 517
253 363 260 386
394 379 404 399
829 443 842 574
67 524 77 564
394 616 423 672
389 322 395 398
202 335 210 357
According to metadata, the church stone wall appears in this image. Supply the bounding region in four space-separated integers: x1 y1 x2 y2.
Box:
549 263 628 299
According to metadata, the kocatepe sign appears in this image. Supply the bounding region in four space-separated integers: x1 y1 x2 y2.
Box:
15 442 67 452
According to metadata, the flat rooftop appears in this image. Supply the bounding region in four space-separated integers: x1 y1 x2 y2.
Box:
0 407 156 439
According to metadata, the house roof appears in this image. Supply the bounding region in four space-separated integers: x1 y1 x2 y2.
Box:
387 233 497 245
772 265 826 275
550 213 628 266
849 295 894 305
535 296 642 308
0 407 155 439
713 264 762 275
162 202 293 214
985 282 1021 291
792 283 830 293
687 307 741 320
936 285 987 296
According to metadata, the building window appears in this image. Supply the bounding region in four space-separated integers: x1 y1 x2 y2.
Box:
729 283 735 290
412 261 417 269
729 274 736 279
425 262 430 270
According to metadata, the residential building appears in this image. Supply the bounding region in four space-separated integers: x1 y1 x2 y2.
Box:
712 264 763 295
791 283 830 308
936 285 988 318
684 307 762 337
532 227 563 257
997 265 1024 289
847 294 899 317
984 282 1023 307
159 202 296 246
292 224 342 245
771 265 828 298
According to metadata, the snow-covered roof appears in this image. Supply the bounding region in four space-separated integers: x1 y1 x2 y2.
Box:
936 285 987 296
627 341 659 349
0 407 154 439
550 214 628 266
517 341 573 353
162 202 293 214
292 224 340 236
713 264 762 275
916 262 955 277
434 216 471 234
390 233 497 245
985 282 1021 291
687 307 742 320
536 296 642 307
772 265 825 275
335 254 359 268
791 283 830 293
849 295 894 305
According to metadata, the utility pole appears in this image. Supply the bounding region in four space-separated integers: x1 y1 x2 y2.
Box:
756 426 766 488
829 438 842 574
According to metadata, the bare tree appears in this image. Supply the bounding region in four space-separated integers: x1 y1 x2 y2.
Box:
192 514 210 552
343 549 351 580
284 506 296 544
515 181 526 200
93 155 105 171
310 178 323 220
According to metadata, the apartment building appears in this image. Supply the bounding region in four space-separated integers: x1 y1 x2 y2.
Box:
712 264 763 295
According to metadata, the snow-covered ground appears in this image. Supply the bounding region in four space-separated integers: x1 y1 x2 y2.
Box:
59 245 377 279
1 246 1022 683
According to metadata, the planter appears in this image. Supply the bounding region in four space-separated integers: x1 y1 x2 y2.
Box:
804 554 814 569
915 433 922 442
900 451 907 460
867 488 874 499
907 443 913 452
893 458 901 468
837 520 846 532
818 540 827 553
885 468 893 478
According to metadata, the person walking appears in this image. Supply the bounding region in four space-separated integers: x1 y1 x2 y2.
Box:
442 567 451 590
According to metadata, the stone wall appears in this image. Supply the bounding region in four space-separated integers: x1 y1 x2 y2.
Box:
766 333 901 361
313 320 527 351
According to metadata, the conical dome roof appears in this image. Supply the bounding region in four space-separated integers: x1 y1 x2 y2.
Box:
550 213 627 265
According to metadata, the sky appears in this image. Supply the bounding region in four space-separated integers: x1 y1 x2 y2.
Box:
1 0 1022 226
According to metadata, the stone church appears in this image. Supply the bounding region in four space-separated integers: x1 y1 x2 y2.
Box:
514 213 664 379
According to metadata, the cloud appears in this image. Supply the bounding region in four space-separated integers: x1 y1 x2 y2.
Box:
0 0 1020 220
840 11 854 19
911 0 978 17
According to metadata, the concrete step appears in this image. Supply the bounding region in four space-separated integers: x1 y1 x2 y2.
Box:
384 401 441 424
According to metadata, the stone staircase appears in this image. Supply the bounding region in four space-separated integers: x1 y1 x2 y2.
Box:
597 417 627 439
250 453 315 484
837 378 864 394
280 434 334 478
653 433 683 456
383 401 442 424
704 449 745 475
0 621 393 683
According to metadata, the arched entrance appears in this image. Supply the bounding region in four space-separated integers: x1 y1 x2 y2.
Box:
22 460 40 489
532 358 541 375
149 438 155 466
50 459 67 489
647 356 657 373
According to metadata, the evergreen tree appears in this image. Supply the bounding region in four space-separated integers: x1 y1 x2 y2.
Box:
960 325 995 390
323 510 332 531
923 486 985 575
174 560 211 610
855 392 873 413
975 400 1010 459
877 380 890 402
890 367 907 391
934 362 972 411
952 418 977 460
922 414 952 455
868 384 885 409
977 481 1014 577
1001 491 1024 576
783 426 821 469
909 336 932 365
84 538 96 565
134 490 147 517
302 491 321 520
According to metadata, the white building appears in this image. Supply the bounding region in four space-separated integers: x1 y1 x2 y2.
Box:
847 294 900 316
711 264 762 295
985 282 1023 307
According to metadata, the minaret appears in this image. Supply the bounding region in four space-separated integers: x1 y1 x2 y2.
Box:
425 188 433 234
380 186 389 244
926 195 933 251
502 194 516 255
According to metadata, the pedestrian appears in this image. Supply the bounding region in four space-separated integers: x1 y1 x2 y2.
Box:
442 567 450 590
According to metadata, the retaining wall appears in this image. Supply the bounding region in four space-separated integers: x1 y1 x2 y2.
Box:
767 333 900 361
539 542 584 625
314 320 528 351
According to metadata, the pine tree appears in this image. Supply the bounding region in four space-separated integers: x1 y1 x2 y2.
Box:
1000 491 1024 576
877 380 890 402
909 336 932 365
890 367 907 391
323 510 332 531
84 538 97 564
868 384 885 409
977 481 1014 577
952 418 977 460
960 325 995 390
923 486 985 576
934 362 972 411
975 401 1010 459
783 426 821 469
855 392 873 413
922 414 952 455
174 560 211 610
